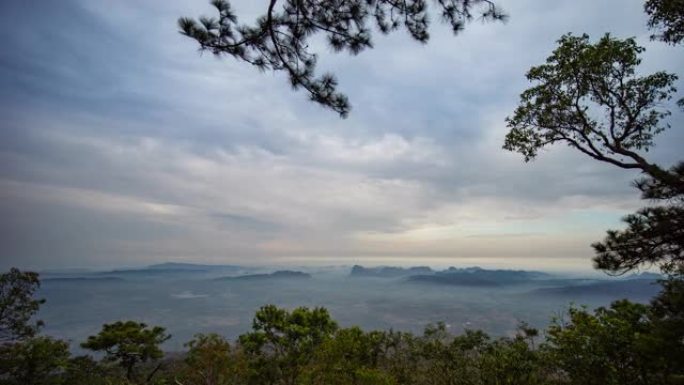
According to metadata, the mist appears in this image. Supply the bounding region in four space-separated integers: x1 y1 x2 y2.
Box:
36 263 659 351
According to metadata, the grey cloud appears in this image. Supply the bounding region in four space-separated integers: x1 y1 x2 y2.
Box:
0 0 682 269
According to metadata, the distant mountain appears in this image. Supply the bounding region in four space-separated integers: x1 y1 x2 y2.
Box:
146 263 212 271
93 268 206 276
89 262 247 277
530 278 660 299
623 272 662 280
406 267 552 286
350 265 433 278
214 270 311 281
146 262 243 271
43 276 124 282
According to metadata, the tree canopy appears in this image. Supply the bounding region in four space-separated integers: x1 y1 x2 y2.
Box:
0 268 45 343
544 300 681 385
0 336 70 385
176 333 245 385
239 305 338 385
179 0 506 117
80 321 171 382
503 33 680 187
0 269 682 385
504 33 684 277
645 0 684 45
592 174 684 277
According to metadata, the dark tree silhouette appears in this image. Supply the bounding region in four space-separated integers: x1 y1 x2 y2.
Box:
239 305 338 385
645 0 684 45
179 0 506 117
0 268 45 343
504 34 681 188
81 321 171 382
0 336 70 385
504 34 684 277
592 164 684 276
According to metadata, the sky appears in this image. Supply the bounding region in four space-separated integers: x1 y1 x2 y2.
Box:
0 0 682 272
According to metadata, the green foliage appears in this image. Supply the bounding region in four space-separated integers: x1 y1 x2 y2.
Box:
544 299 681 385
505 32 684 277
81 321 171 383
375 329 421 385
503 24 684 383
411 323 549 385
593 203 684 276
479 330 545 385
179 0 506 117
417 325 486 385
648 278 684 380
0 336 70 385
0 268 45 342
504 33 678 178
0 291 680 385
592 162 684 277
177 333 246 385
61 356 111 385
239 305 338 385
645 0 684 45
305 326 395 385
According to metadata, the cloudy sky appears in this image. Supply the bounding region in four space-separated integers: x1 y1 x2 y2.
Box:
1 0 682 271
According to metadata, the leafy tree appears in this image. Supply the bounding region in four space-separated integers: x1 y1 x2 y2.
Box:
416 324 486 385
306 326 394 385
648 278 684 382
0 268 45 342
504 33 679 185
179 0 506 117
645 0 684 45
544 300 678 385
239 305 338 385
375 329 421 385
177 333 246 385
479 328 545 385
81 321 171 383
61 356 110 385
504 29 683 382
0 336 70 385
504 33 684 276
412 323 548 385
592 189 684 276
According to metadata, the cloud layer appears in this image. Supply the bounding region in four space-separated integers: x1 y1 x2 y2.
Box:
1 0 682 271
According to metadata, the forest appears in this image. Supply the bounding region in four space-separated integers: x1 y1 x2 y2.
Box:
0 267 682 385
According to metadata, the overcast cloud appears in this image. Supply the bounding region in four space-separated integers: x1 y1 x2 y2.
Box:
1 0 682 271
